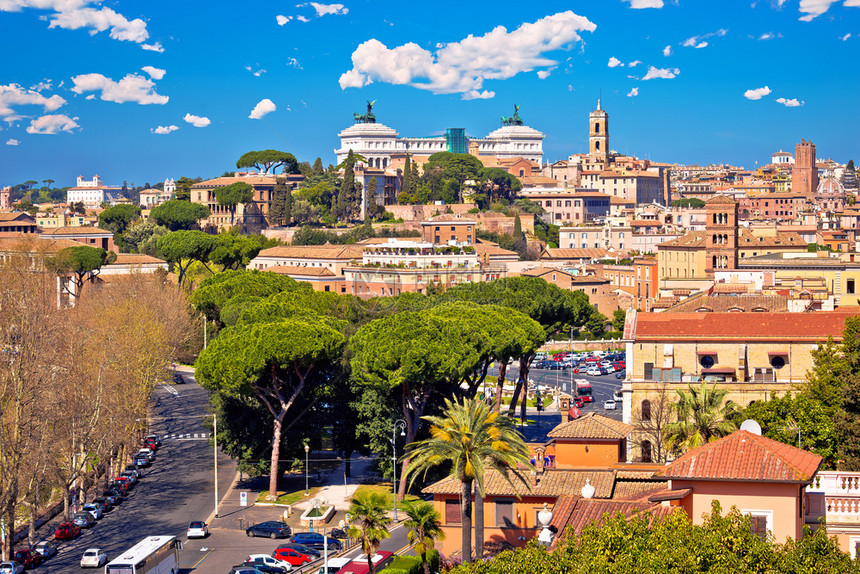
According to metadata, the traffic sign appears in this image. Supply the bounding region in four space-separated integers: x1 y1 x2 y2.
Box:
240 492 248 507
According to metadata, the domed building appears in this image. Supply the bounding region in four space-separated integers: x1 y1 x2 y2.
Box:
334 103 545 167
815 177 846 212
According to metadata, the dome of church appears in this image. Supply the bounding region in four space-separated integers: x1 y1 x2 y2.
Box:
485 124 544 140
816 177 845 196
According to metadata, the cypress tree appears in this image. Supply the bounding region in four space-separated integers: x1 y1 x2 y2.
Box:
284 183 293 225
513 213 523 238
313 157 325 176
270 176 287 226
366 177 378 222
339 150 356 220
402 155 413 203
410 161 420 196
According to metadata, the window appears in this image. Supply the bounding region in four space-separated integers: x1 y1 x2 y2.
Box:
641 440 652 462
699 355 715 369
849 279 856 294
743 511 772 540
770 355 786 369
644 362 653 379
495 500 514 527
445 500 461 524
641 400 651 422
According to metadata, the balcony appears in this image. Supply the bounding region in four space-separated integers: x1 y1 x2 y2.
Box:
805 471 860 526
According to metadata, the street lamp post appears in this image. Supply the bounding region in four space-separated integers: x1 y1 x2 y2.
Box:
305 444 310 496
391 419 407 521
213 414 219 518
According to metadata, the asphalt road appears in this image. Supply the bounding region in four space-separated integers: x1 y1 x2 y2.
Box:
32 375 235 573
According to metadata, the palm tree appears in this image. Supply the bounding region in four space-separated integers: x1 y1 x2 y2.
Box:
347 491 391 574
404 396 532 563
664 381 740 453
402 500 445 574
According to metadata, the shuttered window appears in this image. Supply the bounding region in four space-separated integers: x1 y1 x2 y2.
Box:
445 500 461 524
495 500 514 527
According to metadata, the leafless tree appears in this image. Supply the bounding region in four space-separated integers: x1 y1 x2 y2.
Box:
629 382 675 463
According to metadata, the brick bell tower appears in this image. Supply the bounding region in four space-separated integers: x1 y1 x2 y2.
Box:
792 138 819 199
589 99 609 166
705 195 739 275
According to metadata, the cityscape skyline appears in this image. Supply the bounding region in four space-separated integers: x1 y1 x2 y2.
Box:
1 0 859 186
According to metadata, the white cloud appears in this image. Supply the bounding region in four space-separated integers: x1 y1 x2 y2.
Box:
339 11 596 99
141 66 165 80
26 113 79 134
662 44 672 56
71 73 168 105
85 94 95 100
627 87 639 97
759 32 776 40
798 0 838 20
625 0 664 7
276 14 291 25
183 113 210 127
841 33 852 40
0 83 66 119
29 79 52 92
286 58 303 70
141 42 164 53
0 1 152 45
245 65 266 77
463 90 495 100
306 2 348 16
536 67 555 79
151 125 178 134
628 60 642 67
249 98 276 119
642 66 680 80
776 97 804 107
6 138 19 145
608 56 624 67
682 28 727 48
744 85 772 100
297 15 310 22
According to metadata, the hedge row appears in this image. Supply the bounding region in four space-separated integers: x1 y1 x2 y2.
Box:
379 549 440 574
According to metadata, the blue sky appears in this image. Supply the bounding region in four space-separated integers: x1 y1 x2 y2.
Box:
1 0 858 188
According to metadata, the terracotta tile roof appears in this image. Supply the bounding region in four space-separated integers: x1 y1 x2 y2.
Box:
547 413 633 440
651 297 679 309
518 175 560 186
193 175 277 188
612 480 670 501
473 242 518 258
40 226 112 236
521 267 574 279
422 214 476 224
610 196 633 205
0 212 36 222
0 234 81 253
663 293 789 313
264 265 336 277
422 468 615 498
739 228 804 248
657 230 707 248
111 253 167 265
656 430 823 483
633 310 856 342
256 245 365 260
630 220 661 226
549 496 676 541
542 248 608 260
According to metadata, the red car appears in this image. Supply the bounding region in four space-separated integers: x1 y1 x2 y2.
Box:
142 438 157 450
272 547 314 566
13 548 43 569
572 396 585 408
54 522 81 540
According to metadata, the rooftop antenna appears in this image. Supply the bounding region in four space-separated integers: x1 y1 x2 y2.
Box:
740 419 762 436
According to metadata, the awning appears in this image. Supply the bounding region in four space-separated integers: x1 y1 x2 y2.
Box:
701 367 736 374
696 350 718 356
768 351 789 357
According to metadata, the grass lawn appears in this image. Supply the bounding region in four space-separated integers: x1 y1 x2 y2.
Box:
500 395 553 408
352 483 420 507
256 486 322 505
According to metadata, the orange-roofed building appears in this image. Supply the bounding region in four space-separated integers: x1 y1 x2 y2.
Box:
622 309 859 461
655 430 823 543
547 413 632 468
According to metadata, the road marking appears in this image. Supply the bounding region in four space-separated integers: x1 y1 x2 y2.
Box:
191 547 214 568
394 543 413 556
161 384 179 396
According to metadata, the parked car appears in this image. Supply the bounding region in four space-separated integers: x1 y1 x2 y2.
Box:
328 528 348 540
120 471 138 485
144 433 162 447
82 503 103 520
101 490 121 505
290 532 343 551
245 521 291 539
137 447 155 462
246 555 293 572
124 465 142 479
92 497 112 512
585 367 602 376
173 373 185 384
239 561 288 574
114 476 134 491
615 371 625 380
0 561 24 574
187 521 209 538
33 540 57 559
54 522 81 540
603 399 617 410
275 543 320 558
12 549 42 569
80 548 108 568
73 511 96 528
133 454 151 468
533 360 551 370
229 568 262 574
272 547 314 566
142 438 158 451
612 388 623 401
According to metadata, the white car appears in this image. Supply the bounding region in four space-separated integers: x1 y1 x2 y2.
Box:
585 367 602 376
34 540 57 559
247 554 293 571
81 548 107 568
0 561 24 574
613 389 623 402
82 503 102 520
604 399 617 410
137 447 155 461
187 521 209 538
